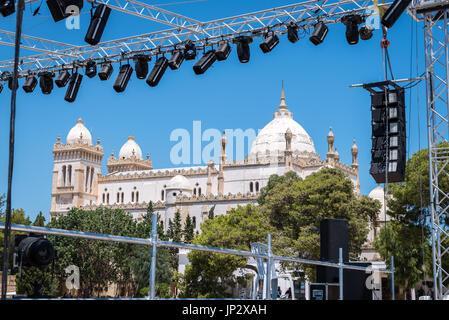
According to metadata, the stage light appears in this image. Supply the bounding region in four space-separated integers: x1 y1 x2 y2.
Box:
341 14 363 45
359 25 373 40
184 40 197 61
98 62 113 80
15 236 55 267
134 54 149 79
0 82 3 94
0 0 15 17
113 64 133 92
46 0 83 22
215 41 231 61
39 71 54 94
65 72 83 102
23 75 37 93
287 22 299 43
381 0 412 29
4 72 18 90
235 36 253 63
168 50 184 70
85 59 97 78
55 70 70 87
85 4 111 45
193 50 217 75
260 31 279 54
309 21 328 46
146 57 168 87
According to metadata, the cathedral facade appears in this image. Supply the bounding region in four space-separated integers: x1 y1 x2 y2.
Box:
50 89 362 235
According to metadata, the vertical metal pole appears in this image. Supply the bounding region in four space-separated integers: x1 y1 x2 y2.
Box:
391 256 395 301
149 213 157 300
339 247 343 300
1 0 25 301
265 234 271 300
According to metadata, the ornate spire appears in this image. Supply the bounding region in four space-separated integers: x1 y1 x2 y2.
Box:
351 139 358 167
279 81 287 109
327 127 334 153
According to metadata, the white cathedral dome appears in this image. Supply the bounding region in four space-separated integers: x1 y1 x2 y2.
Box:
119 136 143 160
249 89 317 158
66 118 92 145
167 175 192 191
368 185 384 201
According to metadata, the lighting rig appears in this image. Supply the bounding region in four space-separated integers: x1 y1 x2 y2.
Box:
0 7 378 102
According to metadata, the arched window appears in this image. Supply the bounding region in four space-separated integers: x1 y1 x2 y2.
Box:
90 167 94 192
68 165 72 186
131 192 135 203
136 191 139 203
161 190 165 201
106 193 110 204
255 181 259 192
249 182 254 192
117 193 120 203
102 193 105 203
121 192 124 203
193 188 197 196
62 165 66 186
192 217 196 229
198 187 202 196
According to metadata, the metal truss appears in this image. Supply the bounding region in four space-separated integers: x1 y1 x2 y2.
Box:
0 0 389 76
411 0 449 299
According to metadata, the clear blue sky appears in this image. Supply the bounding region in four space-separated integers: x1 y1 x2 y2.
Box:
0 0 427 222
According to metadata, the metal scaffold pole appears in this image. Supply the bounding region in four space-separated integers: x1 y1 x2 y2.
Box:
149 213 158 300
1 0 25 301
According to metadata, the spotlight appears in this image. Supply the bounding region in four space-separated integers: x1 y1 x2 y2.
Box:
184 40 197 61
85 4 111 45
341 15 363 45
55 70 70 87
193 50 217 75
4 72 17 90
46 0 83 22
23 75 37 93
260 31 279 53
287 22 299 43
215 41 231 61
113 64 133 93
359 25 374 40
39 71 54 94
85 59 97 78
146 57 168 87
64 72 83 102
134 54 149 79
168 50 184 70
309 21 328 46
381 0 412 29
98 62 113 80
0 0 15 17
235 36 253 63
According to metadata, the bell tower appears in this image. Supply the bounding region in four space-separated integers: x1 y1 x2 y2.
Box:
50 119 104 219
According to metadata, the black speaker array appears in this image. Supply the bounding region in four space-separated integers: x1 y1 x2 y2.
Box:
369 88 406 183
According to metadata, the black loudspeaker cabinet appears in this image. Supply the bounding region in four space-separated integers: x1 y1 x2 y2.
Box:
84 4 111 45
113 64 133 93
46 0 83 22
319 219 349 263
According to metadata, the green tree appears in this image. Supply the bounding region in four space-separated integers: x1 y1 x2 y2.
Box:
33 211 46 227
208 205 216 220
131 202 172 298
374 147 445 296
167 210 183 271
0 193 5 219
183 214 195 243
48 208 139 297
259 168 377 267
374 220 431 295
181 205 269 298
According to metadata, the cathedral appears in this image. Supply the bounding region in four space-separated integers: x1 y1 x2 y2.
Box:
50 88 364 235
